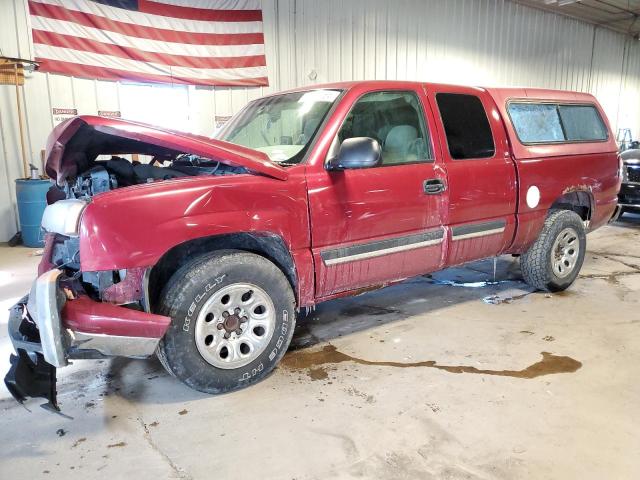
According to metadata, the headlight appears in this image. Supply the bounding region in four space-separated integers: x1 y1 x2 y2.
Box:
41 199 88 237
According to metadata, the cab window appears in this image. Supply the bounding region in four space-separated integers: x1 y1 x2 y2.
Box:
337 91 432 165
435 93 496 160
218 89 340 164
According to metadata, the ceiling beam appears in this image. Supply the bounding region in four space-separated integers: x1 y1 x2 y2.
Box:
512 0 640 35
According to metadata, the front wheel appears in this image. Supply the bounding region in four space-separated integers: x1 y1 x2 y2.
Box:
520 210 586 292
156 250 296 394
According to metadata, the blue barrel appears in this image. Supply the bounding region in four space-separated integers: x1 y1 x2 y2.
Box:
15 179 52 248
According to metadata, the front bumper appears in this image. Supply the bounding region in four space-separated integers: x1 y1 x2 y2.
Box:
4 298 58 412
4 269 171 411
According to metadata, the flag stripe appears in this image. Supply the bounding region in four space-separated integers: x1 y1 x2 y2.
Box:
31 0 263 33
37 58 268 86
150 0 261 9
35 43 266 79
138 0 262 22
32 15 265 56
33 30 266 69
30 2 263 45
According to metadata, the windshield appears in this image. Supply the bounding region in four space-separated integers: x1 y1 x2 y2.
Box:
216 89 341 164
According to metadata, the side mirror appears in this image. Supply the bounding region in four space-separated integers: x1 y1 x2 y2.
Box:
327 137 382 170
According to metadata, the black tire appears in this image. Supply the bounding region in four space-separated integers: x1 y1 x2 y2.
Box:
520 210 586 292
156 250 296 394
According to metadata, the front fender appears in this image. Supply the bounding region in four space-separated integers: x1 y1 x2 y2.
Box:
78 172 309 272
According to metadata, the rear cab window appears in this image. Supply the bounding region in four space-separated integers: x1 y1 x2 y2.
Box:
507 102 608 144
435 93 496 160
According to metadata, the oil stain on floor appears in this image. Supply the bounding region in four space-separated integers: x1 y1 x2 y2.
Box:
281 344 582 381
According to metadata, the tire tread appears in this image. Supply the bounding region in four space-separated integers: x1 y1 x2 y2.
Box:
521 209 585 292
155 250 296 394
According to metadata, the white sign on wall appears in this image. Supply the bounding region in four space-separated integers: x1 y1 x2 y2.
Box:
98 110 121 118
215 115 232 128
51 107 77 126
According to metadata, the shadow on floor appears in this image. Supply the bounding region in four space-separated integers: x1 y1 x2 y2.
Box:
290 256 531 350
83 256 539 406
0 256 539 411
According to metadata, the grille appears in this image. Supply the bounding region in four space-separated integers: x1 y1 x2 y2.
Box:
628 166 640 183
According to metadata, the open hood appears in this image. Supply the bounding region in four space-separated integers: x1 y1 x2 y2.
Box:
45 115 288 183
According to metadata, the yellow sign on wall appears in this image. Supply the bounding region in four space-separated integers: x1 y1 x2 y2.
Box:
0 60 24 85
0 61 24 86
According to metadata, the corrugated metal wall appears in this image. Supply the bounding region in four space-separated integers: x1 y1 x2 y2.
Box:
1 0 639 241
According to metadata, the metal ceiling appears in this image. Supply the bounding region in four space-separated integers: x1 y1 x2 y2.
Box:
515 0 640 36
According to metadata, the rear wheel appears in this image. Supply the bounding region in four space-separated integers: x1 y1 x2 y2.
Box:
156 250 296 394
520 210 586 292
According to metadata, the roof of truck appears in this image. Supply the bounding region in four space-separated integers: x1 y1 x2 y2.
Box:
485 86 598 104
276 80 597 102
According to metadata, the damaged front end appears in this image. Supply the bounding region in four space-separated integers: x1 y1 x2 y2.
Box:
4 239 171 412
5 115 289 411
45 115 286 192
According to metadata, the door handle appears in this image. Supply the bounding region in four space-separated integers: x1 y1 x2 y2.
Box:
423 178 446 195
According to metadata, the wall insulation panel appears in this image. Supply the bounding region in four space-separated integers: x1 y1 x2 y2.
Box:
1 0 639 240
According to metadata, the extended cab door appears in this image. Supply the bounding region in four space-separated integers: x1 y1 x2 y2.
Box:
307 87 447 298
428 87 517 266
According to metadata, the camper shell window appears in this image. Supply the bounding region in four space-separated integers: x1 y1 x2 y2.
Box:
507 102 608 145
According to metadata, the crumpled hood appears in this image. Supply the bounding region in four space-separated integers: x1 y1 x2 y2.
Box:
45 115 288 183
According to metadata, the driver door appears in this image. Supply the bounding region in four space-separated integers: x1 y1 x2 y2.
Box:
307 88 447 298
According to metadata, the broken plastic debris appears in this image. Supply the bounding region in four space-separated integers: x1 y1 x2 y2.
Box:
482 295 501 305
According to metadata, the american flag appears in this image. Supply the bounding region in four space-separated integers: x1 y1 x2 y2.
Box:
29 0 268 86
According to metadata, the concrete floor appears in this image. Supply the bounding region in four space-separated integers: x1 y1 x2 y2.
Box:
0 216 639 479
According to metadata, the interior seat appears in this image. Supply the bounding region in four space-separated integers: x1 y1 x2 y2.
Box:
382 125 418 164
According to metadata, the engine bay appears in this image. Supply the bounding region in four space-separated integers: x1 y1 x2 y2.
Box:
64 154 247 199
45 120 259 200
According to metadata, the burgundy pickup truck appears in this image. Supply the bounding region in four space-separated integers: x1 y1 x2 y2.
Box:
5 81 621 410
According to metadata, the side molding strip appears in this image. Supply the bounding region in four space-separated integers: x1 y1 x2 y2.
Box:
451 220 506 241
322 229 444 266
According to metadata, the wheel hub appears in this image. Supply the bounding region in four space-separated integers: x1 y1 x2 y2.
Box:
194 283 276 369
551 227 580 279
218 309 247 337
